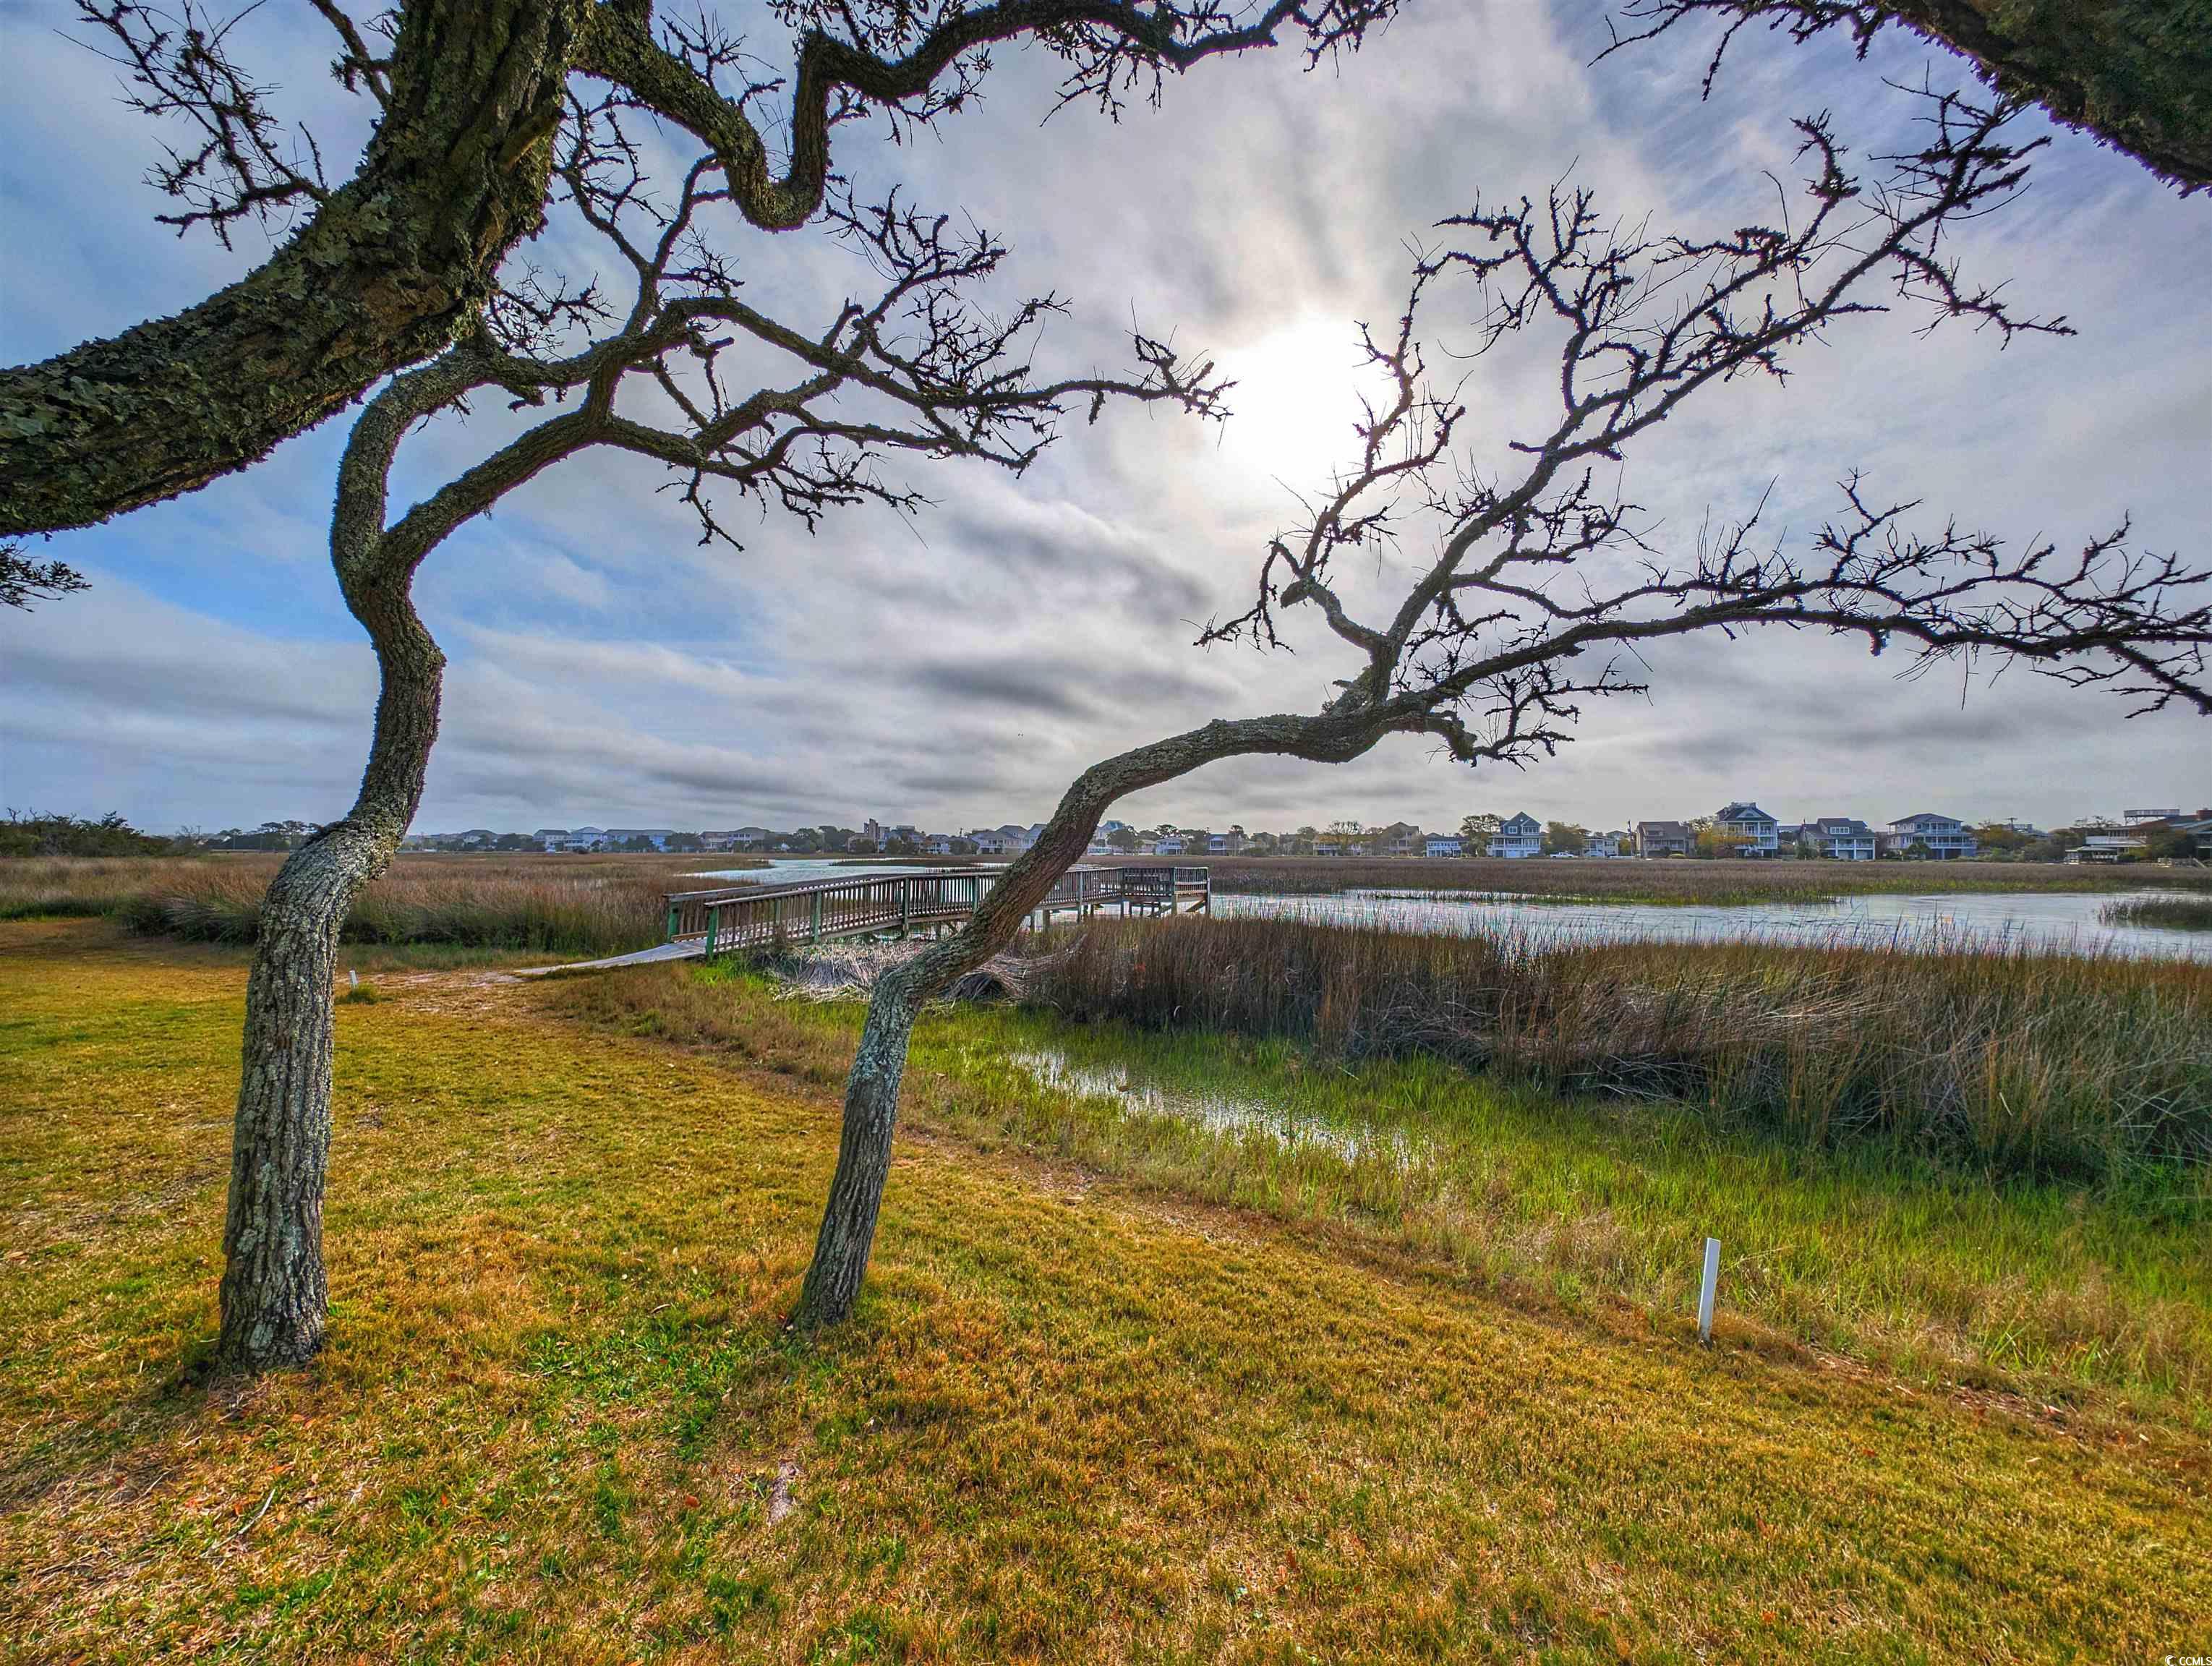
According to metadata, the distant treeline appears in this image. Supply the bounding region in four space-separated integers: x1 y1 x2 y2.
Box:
0 812 184 858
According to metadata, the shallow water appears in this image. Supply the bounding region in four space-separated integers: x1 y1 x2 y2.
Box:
1008 1048 1417 1164
1213 887 2212 962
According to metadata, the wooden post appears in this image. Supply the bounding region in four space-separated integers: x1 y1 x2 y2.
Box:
705 905 719 960
665 900 679 941
899 879 910 939
811 891 823 944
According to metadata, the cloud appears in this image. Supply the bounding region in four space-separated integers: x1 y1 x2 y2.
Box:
3 0 2206 834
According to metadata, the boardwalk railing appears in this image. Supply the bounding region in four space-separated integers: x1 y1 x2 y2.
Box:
664 863 1208 957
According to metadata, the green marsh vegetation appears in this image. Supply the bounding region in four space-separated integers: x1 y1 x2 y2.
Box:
2104 893 2212 931
555 929 2212 1422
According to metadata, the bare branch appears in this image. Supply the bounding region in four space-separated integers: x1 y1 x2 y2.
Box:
74 0 343 247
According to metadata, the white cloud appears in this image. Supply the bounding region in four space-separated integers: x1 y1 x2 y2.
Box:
3 0 2205 834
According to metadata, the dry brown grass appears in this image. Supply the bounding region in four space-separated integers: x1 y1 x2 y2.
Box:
1163 853 2212 902
0 851 766 956
4 919 2208 1662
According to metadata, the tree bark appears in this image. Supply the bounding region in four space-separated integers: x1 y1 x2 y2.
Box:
0 0 588 536
214 569 444 1372
793 709 1388 1327
211 346 466 1372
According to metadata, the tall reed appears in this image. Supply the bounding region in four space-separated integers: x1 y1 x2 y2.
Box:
1028 914 2212 1182
2102 894 2212 932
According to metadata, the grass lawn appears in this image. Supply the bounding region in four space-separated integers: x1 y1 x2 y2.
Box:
4 919 2208 1662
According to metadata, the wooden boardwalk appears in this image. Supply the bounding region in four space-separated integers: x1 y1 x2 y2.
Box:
662 864 1209 958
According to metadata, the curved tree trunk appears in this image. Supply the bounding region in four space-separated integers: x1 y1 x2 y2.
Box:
214 572 445 1372
793 709 1388 1328
0 0 586 537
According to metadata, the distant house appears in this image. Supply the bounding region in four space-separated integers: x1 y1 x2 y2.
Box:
1635 821 1692 858
2067 832 2147 863
1153 834 1188 856
1886 812 1976 860
1584 830 1627 858
606 828 675 852
1378 821 1425 858
1793 816 1879 860
561 826 608 852
968 829 1015 855
922 834 956 856
533 827 569 853
1487 812 1542 859
1425 834 1464 858
1208 825 1247 855
1715 802 1781 855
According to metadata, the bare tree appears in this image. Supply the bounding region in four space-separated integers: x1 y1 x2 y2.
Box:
213 95 1222 1373
1604 0 2212 194
0 0 1397 536
792 87 2211 1326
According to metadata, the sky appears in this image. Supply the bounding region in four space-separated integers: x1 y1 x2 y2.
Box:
3 0 2208 837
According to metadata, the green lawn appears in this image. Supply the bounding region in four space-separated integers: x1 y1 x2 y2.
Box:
4 919 2208 1662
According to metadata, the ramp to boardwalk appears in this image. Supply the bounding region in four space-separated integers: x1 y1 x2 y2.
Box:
521 865 1209 976
663 864 1208 957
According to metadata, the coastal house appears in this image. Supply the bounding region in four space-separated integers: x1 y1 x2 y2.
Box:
606 828 675 851
1487 812 1542 859
533 827 569 852
1886 812 1977 859
922 834 957 856
1208 826 1248 855
1584 830 1627 858
2067 832 2146 863
561 826 607 852
1425 834 1464 858
1634 820 1692 858
1378 822 1425 858
1715 802 1781 855
1153 833 1189 856
1794 816 1879 860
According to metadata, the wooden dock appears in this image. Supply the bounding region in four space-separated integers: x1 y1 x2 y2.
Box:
663 864 1209 958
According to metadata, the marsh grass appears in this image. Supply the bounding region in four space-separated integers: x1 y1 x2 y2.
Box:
1177 853 2212 904
2104 893 2212 931
0 852 757 955
1022 915 2212 1184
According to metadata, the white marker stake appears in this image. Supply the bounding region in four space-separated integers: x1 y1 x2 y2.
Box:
349 969 359 990
1697 1236 1721 1344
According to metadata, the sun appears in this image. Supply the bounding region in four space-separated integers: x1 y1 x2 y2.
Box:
1216 314 1380 495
